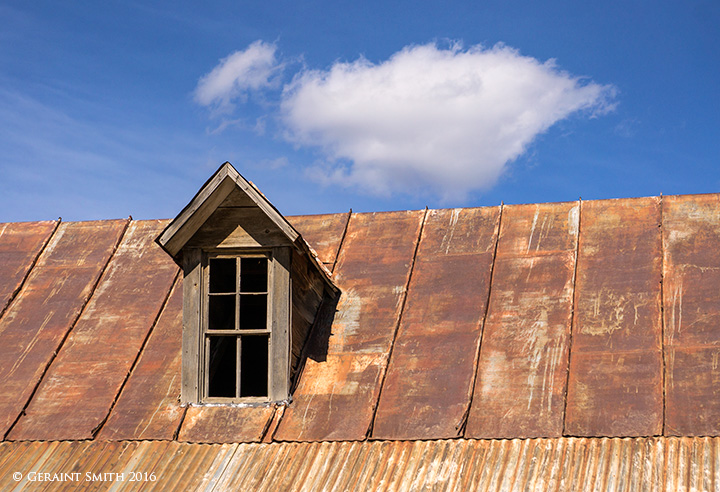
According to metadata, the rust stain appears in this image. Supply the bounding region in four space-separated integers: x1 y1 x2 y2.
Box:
663 194 720 436
4 437 720 491
467 202 578 439
288 212 350 267
8 220 178 441
178 405 274 443
566 197 663 437
97 277 184 441
275 210 424 442
372 206 499 440
0 220 126 439
499 202 579 256
0 220 57 317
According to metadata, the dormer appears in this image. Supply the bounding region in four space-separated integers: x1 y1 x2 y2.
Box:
156 163 338 404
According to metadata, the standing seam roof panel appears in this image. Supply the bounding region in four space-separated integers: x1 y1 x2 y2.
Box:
663 194 720 437
97 278 185 441
0 220 127 439
8 220 178 441
372 206 499 440
0 220 57 317
275 210 424 442
566 197 664 437
467 202 578 439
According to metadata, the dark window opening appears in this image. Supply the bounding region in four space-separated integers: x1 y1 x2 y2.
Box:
208 295 235 331
209 258 236 293
240 258 267 292
208 336 236 398
205 255 270 400
241 335 268 397
240 294 267 329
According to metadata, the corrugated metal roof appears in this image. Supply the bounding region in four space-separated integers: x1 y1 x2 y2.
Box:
2 437 720 491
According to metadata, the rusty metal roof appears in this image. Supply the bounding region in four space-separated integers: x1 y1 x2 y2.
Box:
2 437 720 491
2 193 720 487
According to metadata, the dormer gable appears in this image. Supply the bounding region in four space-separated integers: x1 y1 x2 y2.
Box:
157 162 338 404
157 162 301 258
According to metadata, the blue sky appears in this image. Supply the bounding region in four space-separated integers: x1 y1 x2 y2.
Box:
1 1 718 222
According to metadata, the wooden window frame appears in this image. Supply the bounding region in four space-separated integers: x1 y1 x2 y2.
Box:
181 247 291 404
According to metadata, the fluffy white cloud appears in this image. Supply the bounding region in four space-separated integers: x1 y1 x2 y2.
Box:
195 40 279 113
280 42 616 198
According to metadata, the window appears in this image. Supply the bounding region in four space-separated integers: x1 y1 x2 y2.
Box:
158 163 338 406
203 254 272 401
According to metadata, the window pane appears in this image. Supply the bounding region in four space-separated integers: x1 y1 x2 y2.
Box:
209 295 235 330
208 336 236 397
239 294 266 330
241 335 268 397
240 258 267 292
209 258 236 293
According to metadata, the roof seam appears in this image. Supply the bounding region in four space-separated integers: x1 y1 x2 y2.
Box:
561 199 582 437
7 434 712 445
332 210 352 275
0 218 61 323
172 406 189 442
660 194 667 437
460 202 504 437
366 207 428 440
3 218 131 441
272 212 352 440
91 268 182 439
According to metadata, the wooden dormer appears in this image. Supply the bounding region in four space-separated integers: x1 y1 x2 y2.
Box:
156 162 338 404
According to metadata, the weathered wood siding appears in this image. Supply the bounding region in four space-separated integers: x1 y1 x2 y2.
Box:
290 248 326 379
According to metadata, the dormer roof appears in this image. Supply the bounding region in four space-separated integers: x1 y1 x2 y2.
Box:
156 162 337 293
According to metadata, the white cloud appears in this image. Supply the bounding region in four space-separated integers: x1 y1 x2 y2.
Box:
195 40 280 113
280 42 616 198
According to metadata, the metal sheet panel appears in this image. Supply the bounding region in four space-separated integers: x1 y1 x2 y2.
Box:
467 202 578 439
372 207 499 440
663 194 720 436
566 197 663 437
288 212 350 267
8 220 178 441
275 210 424 442
2 437 720 491
0 220 56 316
97 278 184 441
0 220 126 438
178 405 275 443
